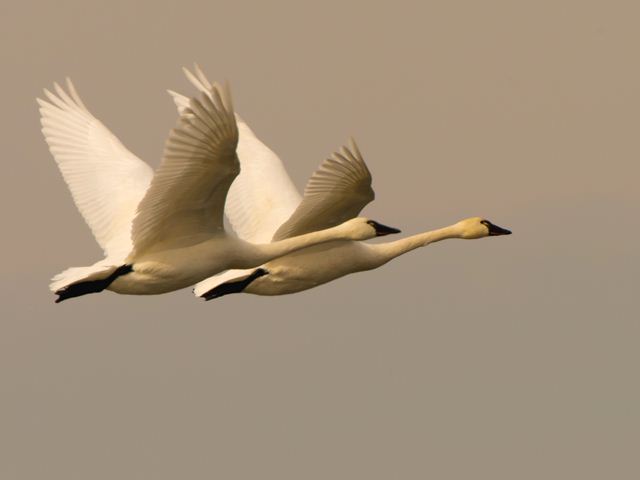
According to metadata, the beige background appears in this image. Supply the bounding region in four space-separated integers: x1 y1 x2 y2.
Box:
1 0 638 478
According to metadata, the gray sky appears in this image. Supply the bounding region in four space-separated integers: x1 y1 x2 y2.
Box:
1 1 638 478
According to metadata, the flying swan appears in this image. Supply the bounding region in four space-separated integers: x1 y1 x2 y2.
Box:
168 66 512 300
39 78 399 302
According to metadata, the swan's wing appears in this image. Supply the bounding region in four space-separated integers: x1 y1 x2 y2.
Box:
131 83 239 254
225 120 302 243
38 79 154 259
272 139 375 241
168 65 302 244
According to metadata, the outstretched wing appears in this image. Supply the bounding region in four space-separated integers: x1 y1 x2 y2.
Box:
272 139 375 241
38 79 154 259
169 64 302 243
131 83 239 254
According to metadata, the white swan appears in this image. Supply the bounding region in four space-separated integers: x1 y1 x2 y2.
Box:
169 66 511 300
39 78 398 302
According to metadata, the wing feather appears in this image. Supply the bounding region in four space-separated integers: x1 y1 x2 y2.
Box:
167 89 191 115
38 78 154 259
131 83 239 254
273 138 375 241
171 65 302 243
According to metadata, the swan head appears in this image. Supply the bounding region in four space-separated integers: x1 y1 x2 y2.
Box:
342 217 401 240
456 217 512 239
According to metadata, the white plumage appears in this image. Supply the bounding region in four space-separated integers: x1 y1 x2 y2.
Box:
40 76 393 302
39 81 153 260
169 66 511 300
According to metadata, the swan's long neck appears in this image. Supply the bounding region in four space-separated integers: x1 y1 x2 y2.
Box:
367 224 462 267
237 224 354 268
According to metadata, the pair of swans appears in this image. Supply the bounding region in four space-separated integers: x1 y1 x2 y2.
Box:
40 66 510 303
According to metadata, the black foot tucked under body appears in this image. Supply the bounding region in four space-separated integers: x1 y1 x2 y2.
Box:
202 268 268 301
55 264 133 303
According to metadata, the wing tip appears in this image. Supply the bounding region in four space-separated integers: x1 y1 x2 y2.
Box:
40 78 88 113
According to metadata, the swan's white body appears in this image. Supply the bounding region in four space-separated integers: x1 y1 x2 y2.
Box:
169 66 510 300
234 241 382 295
213 226 464 296
39 77 384 301
197 222 497 298
109 232 369 295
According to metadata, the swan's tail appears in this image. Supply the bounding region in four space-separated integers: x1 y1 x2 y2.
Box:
193 268 266 300
50 261 132 303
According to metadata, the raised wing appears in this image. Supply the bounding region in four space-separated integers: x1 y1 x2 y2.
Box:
272 139 375 241
225 120 302 242
38 79 154 259
131 84 239 254
169 65 302 243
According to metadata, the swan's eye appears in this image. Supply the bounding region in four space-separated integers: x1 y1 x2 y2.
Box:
480 220 490 227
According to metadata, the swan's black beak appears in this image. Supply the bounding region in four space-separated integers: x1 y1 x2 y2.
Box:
368 220 401 237
486 222 512 236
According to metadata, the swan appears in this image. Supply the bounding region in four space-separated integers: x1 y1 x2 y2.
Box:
168 66 511 300
39 78 399 302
